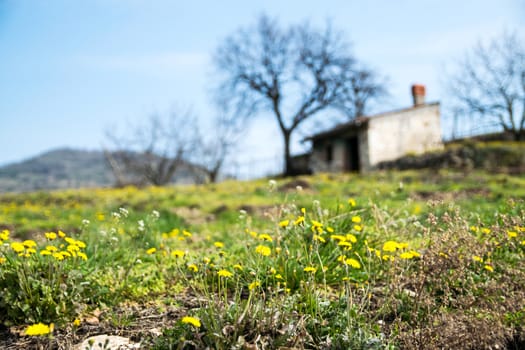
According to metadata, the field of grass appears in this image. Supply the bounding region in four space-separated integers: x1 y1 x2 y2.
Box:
0 170 524 349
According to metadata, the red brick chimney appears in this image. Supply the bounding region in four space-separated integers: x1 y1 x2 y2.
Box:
411 84 426 106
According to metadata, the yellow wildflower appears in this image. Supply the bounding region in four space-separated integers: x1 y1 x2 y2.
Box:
65 237 76 245
346 234 357 243
44 232 57 240
11 242 25 253
279 220 290 228
0 229 9 241
75 240 86 248
217 269 233 278
353 224 363 232
345 258 361 269
303 266 317 273
0 257 6 264
24 322 53 336
58 230 66 238
326 227 334 233
146 247 157 255
351 216 361 223
182 230 192 237
313 234 326 243
382 241 401 252
348 198 356 207
472 255 483 262
73 318 81 327
23 240 36 248
331 235 346 242
258 234 273 242
77 252 88 260
171 250 185 258
45 245 58 252
233 264 243 271
214 241 224 248
294 216 305 225
255 245 271 257
187 264 198 272
181 316 201 328
507 231 518 238
481 228 491 234
248 281 260 290
484 265 494 272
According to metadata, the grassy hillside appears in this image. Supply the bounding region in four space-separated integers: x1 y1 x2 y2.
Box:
0 170 524 349
0 148 203 193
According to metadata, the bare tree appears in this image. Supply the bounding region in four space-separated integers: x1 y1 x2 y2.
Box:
193 106 244 183
105 109 199 187
448 32 525 141
213 15 387 176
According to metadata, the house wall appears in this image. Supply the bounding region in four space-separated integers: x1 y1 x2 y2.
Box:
311 130 368 173
366 103 442 169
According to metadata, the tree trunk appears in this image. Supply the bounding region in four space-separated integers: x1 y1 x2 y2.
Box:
283 130 293 176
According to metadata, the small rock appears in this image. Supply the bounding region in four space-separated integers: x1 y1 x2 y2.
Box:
75 335 140 350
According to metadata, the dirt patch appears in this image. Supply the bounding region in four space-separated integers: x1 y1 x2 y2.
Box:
0 293 202 350
411 188 491 202
170 206 215 225
277 178 313 193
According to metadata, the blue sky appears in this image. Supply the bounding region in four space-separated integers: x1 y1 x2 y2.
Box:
1 0 524 175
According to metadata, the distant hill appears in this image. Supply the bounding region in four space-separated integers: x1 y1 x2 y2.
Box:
0 148 204 193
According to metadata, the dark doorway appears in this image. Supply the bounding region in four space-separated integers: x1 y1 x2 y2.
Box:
345 137 360 172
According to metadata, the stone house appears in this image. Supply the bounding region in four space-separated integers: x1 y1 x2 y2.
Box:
305 85 442 173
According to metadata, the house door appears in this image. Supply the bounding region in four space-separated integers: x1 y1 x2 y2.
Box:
345 137 360 172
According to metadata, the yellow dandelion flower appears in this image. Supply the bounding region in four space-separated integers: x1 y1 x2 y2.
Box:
58 230 66 238
351 216 361 223
248 281 260 290
233 264 243 270
22 240 36 248
187 264 198 272
294 216 305 225
0 229 9 241
348 198 356 207
331 235 346 242
313 234 326 243
521 240 525 246
481 228 491 234
382 241 400 252
24 322 53 336
73 318 81 327
303 266 317 273
97 213 105 221
337 255 346 262
52 252 64 261
75 240 86 248
326 227 334 233
472 255 483 262
171 250 185 258
353 224 363 232
25 248 36 255
346 234 357 243
181 316 201 328
11 242 25 253
213 241 224 248
507 231 518 238
279 220 290 228
258 234 273 242
301 207 306 214
146 247 157 255
382 254 394 262
269 267 276 274
248 231 258 238
77 252 88 260
217 269 233 278
182 230 192 237
338 241 352 249
484 265 494 272
345 258 361 269
44 232 57 240
65 237 76 245
470 226 479 233
275 274 283 280
45 245 58 252
255 245 271 257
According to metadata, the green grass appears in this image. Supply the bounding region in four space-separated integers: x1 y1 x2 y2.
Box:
0 170 524 349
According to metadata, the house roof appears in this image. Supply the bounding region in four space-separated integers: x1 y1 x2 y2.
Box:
305 102 439 142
